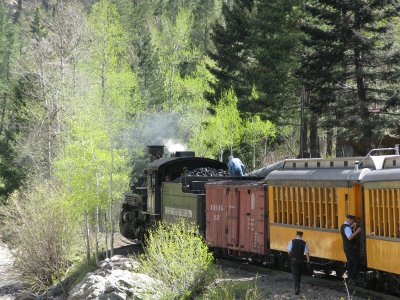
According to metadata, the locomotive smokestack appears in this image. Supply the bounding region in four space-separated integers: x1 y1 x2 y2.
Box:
147 145 165 162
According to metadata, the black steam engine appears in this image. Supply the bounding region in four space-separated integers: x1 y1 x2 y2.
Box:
119 145 232 240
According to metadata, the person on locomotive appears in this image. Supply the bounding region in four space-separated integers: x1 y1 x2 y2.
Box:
287 231 311 295
228 156 245 176
340 215 362 284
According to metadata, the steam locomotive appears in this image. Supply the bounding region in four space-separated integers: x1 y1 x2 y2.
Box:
120 145 400 295
119 145 256 240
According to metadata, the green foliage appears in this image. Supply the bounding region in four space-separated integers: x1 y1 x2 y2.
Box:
0 3 23 200
199 279 262 300
300 0 400 150
243 115 276 170
207 0 256 109
252 0 303 122
139 219 215 299
1 178 82 291
200 88 242 160
64 255 98 291
52 0 141 258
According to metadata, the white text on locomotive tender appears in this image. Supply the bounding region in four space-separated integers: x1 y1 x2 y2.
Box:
165 207 193 218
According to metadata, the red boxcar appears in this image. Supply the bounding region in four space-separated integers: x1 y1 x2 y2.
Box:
205 180 269 256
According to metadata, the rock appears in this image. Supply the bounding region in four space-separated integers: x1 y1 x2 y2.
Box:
14 291 36 300
68 256 161 300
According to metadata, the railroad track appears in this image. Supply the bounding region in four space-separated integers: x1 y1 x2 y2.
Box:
217 258 400 300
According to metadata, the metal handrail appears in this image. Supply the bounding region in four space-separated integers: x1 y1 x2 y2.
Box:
354 144 399 170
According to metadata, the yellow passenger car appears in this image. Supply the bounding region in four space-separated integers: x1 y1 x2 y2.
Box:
265 156 373 274
361 155 400 292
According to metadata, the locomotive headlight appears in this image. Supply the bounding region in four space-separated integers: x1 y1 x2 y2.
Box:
123 212 131 222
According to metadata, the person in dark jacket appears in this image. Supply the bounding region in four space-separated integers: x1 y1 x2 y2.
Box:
340 214 362 284
287 231 311 295
228 156 245 176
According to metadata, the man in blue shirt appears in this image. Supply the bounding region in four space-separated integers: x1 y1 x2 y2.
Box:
287 231 311 295
340 214 362 284
228 156 245 176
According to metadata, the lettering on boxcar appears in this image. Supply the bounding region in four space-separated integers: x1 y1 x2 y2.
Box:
254 232 259 249
165 207 193 218
247 218 255 231
251 193 255 210
213 214 220 221
210 204 224 211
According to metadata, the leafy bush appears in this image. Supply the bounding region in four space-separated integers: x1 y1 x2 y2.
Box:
138 219 215 299
1 178 81 291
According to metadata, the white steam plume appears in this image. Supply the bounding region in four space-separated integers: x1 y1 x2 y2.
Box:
164 139 185 153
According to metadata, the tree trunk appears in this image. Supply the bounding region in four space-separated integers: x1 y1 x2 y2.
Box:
309 113 319 158
95 204 100 266
0 93 7 137
109 136 114 257
85 212 90 264
253 144 256 170
92 139 100 266
326 129 333 157
13 0 22 23
299 85 308 158
104 213 109 259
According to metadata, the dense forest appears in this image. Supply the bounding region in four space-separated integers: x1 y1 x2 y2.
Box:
1 0 400 290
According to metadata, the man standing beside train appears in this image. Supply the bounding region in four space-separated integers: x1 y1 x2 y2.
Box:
340 215 362 285
287 231 311 295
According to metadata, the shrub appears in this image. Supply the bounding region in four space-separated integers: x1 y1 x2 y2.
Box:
1 178 81 291
138 219 215 299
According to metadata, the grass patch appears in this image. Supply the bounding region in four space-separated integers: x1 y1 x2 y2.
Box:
64 256 98 291
198 279 264 300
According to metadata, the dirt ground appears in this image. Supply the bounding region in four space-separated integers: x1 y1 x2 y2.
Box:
114 235 392 300
216 261 393 300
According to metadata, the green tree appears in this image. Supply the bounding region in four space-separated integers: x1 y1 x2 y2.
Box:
252 0 303 122
153 7 199 108
300 1 400 152
191 0 222 53
202 88 242 161
207 0 255 110
30 7 46 40
87 0 140 258
0 2 23 199
243 115 276 170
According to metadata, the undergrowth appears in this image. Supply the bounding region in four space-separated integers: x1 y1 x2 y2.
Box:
138 219 215 299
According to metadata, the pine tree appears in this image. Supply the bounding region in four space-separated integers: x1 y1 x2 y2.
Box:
206 0 255 109
30 7 46 40
0 2 24 199
191 0 222 54
251 0 303 121
300 1 400 152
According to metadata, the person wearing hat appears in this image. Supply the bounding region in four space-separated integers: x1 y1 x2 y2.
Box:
287 231 310 295
340 214 362 284
228 156 245 176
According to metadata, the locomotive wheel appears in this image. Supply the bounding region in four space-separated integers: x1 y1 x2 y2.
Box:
138 225 148 244
121 222 135 239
